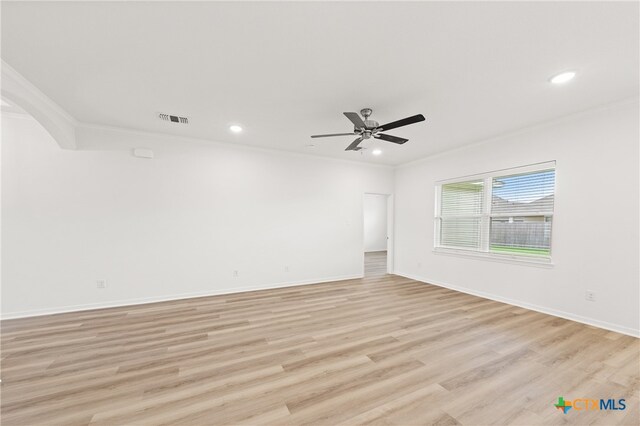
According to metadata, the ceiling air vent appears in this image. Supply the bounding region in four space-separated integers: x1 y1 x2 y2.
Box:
158 113 189 124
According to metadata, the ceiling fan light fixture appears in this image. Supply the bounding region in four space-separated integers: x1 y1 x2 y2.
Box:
549 70 576 85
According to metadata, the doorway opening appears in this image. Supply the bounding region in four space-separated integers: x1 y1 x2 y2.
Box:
363 193 393 277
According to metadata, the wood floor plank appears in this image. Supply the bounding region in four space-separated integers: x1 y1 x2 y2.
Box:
1 256 637 425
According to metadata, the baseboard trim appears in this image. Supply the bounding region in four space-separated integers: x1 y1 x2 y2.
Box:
395 272 640 338
0 274 363 320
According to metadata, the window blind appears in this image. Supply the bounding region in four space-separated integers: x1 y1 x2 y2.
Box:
491 170 555 216
489 169 555 256
439 180 484 249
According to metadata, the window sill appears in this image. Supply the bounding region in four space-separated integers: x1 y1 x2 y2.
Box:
433 247 554 268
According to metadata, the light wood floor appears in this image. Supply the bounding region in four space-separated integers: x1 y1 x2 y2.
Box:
365 251 387 277
1 274 638 426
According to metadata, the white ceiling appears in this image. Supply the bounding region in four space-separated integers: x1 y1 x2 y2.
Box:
2 1 638 165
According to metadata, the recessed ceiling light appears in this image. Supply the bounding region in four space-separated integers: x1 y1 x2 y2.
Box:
229 125 243 133
372 149 382 156
550 71 576 85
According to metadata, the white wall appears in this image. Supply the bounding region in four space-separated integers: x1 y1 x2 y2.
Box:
1 115 393 318
363 194 388 252
394 100 640 337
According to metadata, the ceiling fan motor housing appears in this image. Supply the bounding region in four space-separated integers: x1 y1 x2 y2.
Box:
359 108 378 129
364 119 379 129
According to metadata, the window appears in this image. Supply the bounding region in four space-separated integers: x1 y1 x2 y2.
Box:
435 162 555 262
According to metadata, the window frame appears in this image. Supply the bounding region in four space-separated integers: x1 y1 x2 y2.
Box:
434 161 556 266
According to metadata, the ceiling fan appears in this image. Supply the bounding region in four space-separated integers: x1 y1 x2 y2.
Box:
311 108 426 151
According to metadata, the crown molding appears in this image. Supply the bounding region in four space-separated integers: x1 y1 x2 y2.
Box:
75 122 395 170
1 59 78 149
397 96 639 169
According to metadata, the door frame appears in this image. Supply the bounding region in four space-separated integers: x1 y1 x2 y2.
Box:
363 192 394 274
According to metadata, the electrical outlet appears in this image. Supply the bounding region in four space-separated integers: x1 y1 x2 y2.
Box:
233 270 238 277
96 279 107 289
585 290 596 302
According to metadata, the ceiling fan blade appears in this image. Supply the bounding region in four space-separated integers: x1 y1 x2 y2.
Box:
374 133 409 144
345 137 363 151
343 112 366 129
311 132 357 138
377 114 425 132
